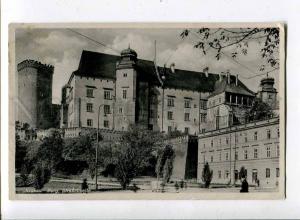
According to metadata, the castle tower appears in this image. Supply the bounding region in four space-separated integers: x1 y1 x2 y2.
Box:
257 77 277 109
114 47 138 131
17 60 54 129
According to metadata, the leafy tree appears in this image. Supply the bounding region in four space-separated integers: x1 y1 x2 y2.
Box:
114 125 164 189
201 162 213 188
15 133 27 172
30 129 64 189
32 162 51 190
239 166 247 180
180 28 280 71
248 98 273 121
156 144 175 184
63 129 102 179
36 129 64 173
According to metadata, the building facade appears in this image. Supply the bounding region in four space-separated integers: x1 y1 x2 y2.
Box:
60 48 250 136
197 74 280 188
198 117 280 188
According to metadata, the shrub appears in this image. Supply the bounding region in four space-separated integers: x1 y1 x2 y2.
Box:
33 164 51 190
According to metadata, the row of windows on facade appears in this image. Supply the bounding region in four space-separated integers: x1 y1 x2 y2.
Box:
203 145 280 163
167 98 207 109
166 111 207 122
86 103 111 114
86 88 127 99
214 168 279 180
86 119 109 128
168 126 190 134
203 128 279 148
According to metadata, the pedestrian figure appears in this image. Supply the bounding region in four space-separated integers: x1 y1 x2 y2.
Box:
256 179 260 188
132 183 139 193
81 178 88 193
180 179 184 189
174 181 179 192
240 178 249 193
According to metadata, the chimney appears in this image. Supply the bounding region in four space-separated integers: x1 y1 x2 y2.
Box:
236 74 238 86
203 67 209 77
227 73 231 84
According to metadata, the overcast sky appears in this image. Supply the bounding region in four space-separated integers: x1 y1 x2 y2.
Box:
15 28 280 104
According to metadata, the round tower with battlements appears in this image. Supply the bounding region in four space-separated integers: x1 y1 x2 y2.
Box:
17 60 54 129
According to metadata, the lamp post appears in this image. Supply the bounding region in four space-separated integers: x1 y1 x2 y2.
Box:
95 104 104 191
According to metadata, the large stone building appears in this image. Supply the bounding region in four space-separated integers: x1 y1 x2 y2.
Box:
198 117 280 188
16 60 60 130
60 48 250 135
197 74 280 188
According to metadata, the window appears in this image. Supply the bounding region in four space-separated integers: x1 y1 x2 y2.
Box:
276 168 280 177
150 110 154 118
184 99 191 108
167 98 174 107
266 168 270 178
225 152 229 161
211 140 213 147
86 88 94 98
267 129 271 139
104 105 110 115
277 145 280 157
200 113 207 123
254 131 258 141
254 148 258 159
104 90 111 100
244 133 248 143
87 119 93 127
184 127 189 134
226 137 229 145
268 94 272 99
119 108 123 114
252 169 258 183
122 90 127 99
210 155 213 162
277 128 280 137
202 128 206 133
235 134 239 143
200 100 207 109
167 111 173 120
218 171 222 179
86 103 93 112
225 170 230 179
266 146 271 158
184 113 190 121
123 73 127 77
104 120 109 128
235 151 238 160
219 97 221 103
244 150 248 159
219 152 222 161
168 126 172 133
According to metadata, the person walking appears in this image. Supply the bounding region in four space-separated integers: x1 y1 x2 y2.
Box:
240 178 249 193
81 178 89 193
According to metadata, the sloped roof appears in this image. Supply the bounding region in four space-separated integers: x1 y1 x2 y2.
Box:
74 50 249 93
208 77 255 97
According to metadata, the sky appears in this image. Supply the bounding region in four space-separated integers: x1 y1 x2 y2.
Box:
15 28 280 104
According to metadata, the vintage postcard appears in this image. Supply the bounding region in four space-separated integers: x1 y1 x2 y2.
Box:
9 23 285 200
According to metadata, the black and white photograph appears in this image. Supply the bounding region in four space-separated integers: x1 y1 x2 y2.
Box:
10 23 285 199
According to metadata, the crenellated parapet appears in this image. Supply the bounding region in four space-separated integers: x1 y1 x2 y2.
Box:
17 59 54 73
